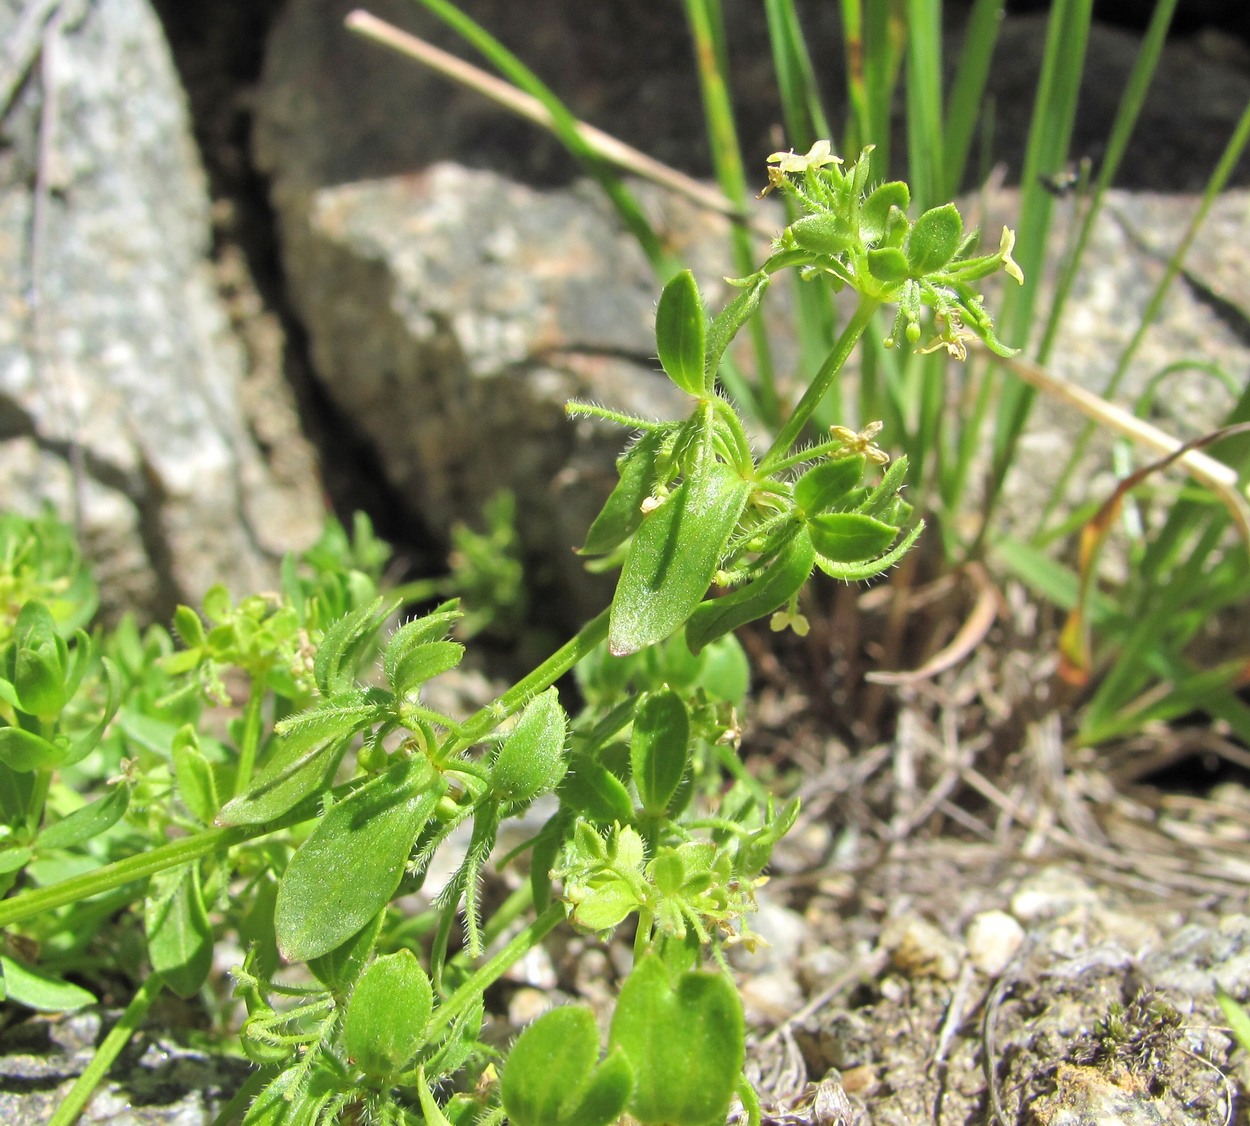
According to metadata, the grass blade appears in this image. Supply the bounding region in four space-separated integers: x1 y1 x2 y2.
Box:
405 0 669 272
941 0 1005 197
682 0 780 425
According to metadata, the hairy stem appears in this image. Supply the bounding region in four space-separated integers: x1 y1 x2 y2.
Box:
761 295 880 470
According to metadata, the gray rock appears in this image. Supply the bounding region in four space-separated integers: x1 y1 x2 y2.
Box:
252 0 1250 630
260 157 726 624
0 0 321 622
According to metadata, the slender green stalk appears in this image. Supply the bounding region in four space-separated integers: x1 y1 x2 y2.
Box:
410 0 669 273
984 0 1093 482
903 0 944 211
47 973 164 1126
941 0 1005 198
231 676 266 797
683 0 780 426
761 296 881 470
445 609 609 756
428 902 566 1035
763 0 831 147
0 821 269 927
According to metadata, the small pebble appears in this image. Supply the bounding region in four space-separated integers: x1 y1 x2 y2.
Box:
965 910 1025 977
880 914 962 981
507 986 554 1026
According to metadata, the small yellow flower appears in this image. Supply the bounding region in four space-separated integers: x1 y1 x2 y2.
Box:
999 226 1024 285
767 139 840 174
760 140 841 195
829 420 890 465
916 312 976 362
770 606 810 637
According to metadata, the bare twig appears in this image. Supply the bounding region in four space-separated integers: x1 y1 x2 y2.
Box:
344 9 776 237
0 0 61 120
984 346 1250 547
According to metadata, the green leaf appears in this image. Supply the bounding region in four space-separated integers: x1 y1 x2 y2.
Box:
685 529 816 654
815 520 924 581
860 181 910 243
807 512 899 562
0 725 63 771
907 202 963 275
217 699 378 826
704 271 769 385
145 862 213 998
866 246 910 284
573 879 641 933
630 688 689 817
275 754 445 962
789 213 855 257
383 605 463 696
610 456 751 656
491 687 569 803
240 1062 342 1126
343 949 433 1079
172 730 219 825
501 1005 632 1126
655 269 708 396
172 604 206 649
0 955 95 1012
386 639 464 698
11 602 69 719
560 754 634 826
609 954 744 1126
308 908 384 991
793 455 866 516
37 783 129 851
313 598 394 697
579 428 673 557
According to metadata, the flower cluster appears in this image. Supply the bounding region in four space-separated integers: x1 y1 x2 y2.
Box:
763 143 1025 358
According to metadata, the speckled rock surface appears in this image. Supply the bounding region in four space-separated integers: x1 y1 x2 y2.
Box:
0 0 322 622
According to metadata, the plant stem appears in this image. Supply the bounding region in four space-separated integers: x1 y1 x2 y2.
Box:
444 609 609 756
428 902 567 1035
47 972 163 1126
0 818 288 928
231 675 266 797
761 295 880 470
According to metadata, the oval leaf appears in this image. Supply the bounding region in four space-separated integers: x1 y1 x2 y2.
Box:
860 181 910 243
560 755 634 826
275 755 445 962
793 455 866 516
655 269 707 396
866 246 910 284
502 1005 632 1126
808 511 899 563
907 202 963 275
609 954 744 1126
610 460 751 656
491 688 569 803
685 529 816 654
789 213 855 257
343 950 433 1079
146 862 213 998
630 689 689 817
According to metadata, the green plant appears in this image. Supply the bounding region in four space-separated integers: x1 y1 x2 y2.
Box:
0 146 1018 1123
373 0 1250 750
